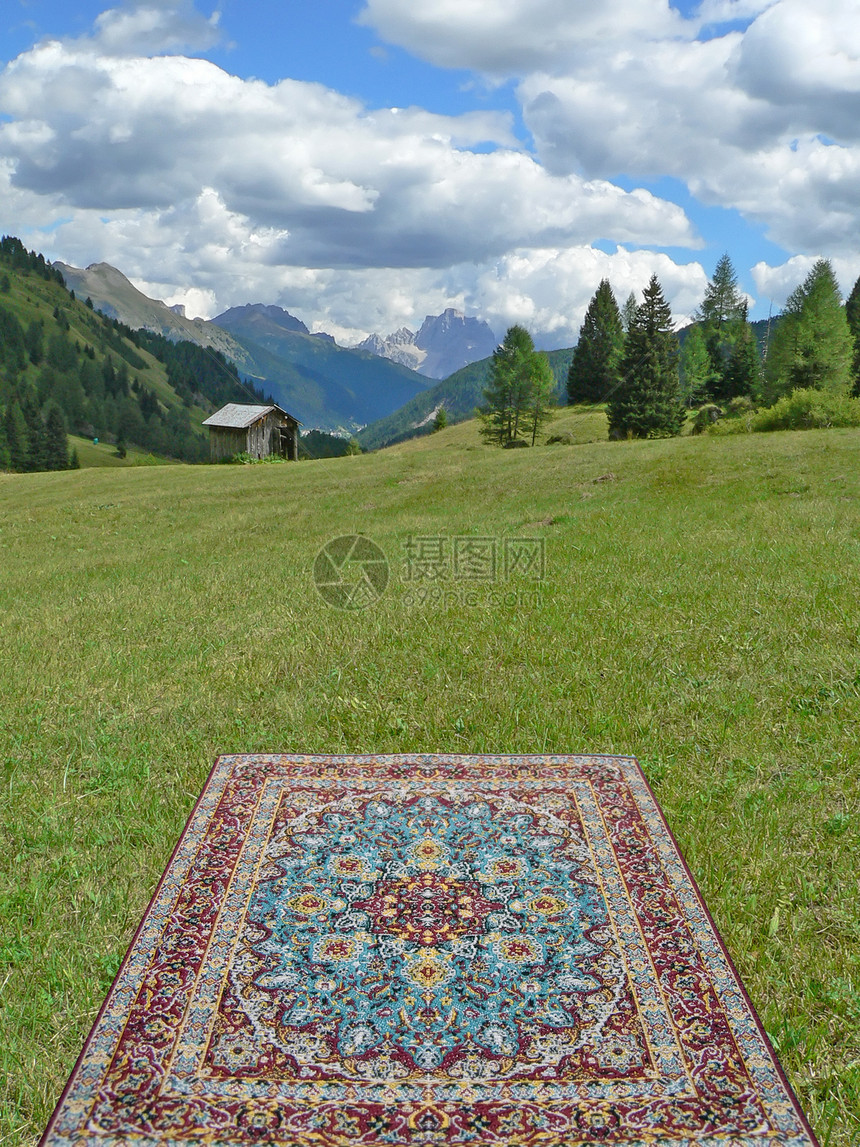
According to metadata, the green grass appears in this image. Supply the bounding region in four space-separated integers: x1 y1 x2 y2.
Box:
1 410 859 1144
67 435 173 469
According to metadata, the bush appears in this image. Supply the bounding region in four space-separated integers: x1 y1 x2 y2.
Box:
692 404 723 434
546 431 575 445
750 388 860 432
224 451 288 465
502 438 529 449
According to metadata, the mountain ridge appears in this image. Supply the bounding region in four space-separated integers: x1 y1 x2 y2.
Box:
54 262 434 432
357 308 498 378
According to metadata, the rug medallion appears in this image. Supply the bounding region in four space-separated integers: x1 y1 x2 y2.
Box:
40 754 818 1145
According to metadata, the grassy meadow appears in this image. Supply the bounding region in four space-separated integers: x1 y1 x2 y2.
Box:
1 407 859 1144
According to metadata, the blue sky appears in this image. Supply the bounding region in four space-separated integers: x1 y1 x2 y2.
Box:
1 0 858 345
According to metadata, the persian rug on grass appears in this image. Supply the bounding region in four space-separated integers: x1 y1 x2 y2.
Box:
41 754 818 1146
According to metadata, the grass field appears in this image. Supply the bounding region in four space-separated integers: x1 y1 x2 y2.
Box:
67 434 173 469
1 408 859 1144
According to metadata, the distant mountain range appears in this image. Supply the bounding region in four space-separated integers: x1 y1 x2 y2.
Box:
358 309 498 378
210 303 434 433
53 262 436 432
53 262 499 433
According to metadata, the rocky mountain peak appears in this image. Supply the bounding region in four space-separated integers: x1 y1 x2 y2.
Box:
358 310 497 379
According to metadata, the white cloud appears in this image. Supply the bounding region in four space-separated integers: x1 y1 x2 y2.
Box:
694 0 778 29
358 0 685 75
0 7 705 342
9 0 858 342
0 35 696 265
361 0 860 267
752 254 860 308
92 1 221 57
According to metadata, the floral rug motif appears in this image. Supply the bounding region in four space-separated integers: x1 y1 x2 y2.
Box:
41 754 818 1146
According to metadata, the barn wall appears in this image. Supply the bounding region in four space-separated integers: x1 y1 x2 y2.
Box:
209 427 247 462
208 412 300 461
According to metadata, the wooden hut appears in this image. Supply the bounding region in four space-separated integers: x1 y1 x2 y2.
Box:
202 403 301 462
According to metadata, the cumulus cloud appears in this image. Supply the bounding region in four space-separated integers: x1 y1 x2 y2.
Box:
0 5 706 341
752 253 860 308
0 31 696 266
358 0 685 75
92 1 221 57
361 0 860 265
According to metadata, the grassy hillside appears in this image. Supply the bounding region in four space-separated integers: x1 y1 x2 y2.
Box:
0 243 211 463
66 434 172 468
358 346 575 450
0 238 276 469
1 413 858 1144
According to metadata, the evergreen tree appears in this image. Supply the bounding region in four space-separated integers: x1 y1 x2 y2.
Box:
765 259 853 401
679 324 714 407
845 273 860 395
697 253 747 397
25 319 44 365
4 400 28 471
21 394 46 471
525 352 557 444
620 292 638 334
698 253 746 333
0 305 27 376
44 405 69 471
478 325 538 446
608 275 684 439
719 302 760 402
432 406 448 432
567 280 624 405
47 330 78 372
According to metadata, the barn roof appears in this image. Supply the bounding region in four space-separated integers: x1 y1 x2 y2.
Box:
202 403 299 429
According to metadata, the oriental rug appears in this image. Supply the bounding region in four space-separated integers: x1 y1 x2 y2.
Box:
41 754 818 1146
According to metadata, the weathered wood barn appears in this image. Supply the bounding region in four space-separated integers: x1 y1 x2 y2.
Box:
203 403 301 462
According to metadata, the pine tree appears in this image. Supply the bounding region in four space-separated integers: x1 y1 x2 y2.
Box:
525 352 557 444
845 273 860 395
765 260 853 401
25 319 44 365
720 302 760 402
21 394 46 471
620 292 638 335
698 253 746 332
4 400 28 471
44 405 69 471
679 324 714 407
608 275 684 439
697 253 746 397
567 280 624 405
0 305 27 377
478 325 537 446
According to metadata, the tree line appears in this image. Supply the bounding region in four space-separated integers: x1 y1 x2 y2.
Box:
480 253 860 442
